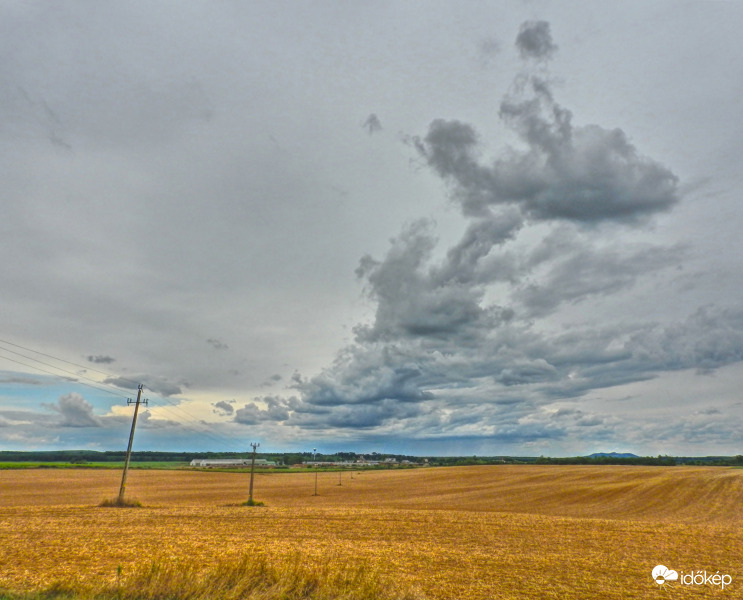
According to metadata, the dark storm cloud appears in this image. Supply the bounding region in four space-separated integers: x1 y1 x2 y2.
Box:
515 21 557 61
289 211 686 431
354 220 487 341
288 398 426 430
43 393 102 427
353 215 522 345
296 344 436 408
87 355 116 364
415 80 679 223
278 13 728 442
289 214 557 418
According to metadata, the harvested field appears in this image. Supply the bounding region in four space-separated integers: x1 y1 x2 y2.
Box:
1 466 741 599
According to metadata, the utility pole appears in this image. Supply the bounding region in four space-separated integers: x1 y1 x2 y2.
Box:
248 442 259 504
117 384 147 505
313 448 318 496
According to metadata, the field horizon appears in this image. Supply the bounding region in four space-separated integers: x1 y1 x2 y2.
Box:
2 465 741 599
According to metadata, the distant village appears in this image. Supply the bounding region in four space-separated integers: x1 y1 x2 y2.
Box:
188 456 426 468
2 449 741 468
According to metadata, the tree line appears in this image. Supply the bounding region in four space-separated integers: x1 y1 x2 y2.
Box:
1 450 740 467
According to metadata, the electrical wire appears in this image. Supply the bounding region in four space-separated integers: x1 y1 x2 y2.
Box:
0 338 250 452
0 345 129 399
0 337 138 384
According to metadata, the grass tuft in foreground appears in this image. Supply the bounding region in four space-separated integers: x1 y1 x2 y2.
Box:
241 498 265 506
98 497 143 508
0 553 423 600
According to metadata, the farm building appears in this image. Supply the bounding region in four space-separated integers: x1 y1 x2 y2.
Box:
189 458 277 468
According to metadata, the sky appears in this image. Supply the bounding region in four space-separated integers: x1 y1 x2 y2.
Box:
1 0 743 457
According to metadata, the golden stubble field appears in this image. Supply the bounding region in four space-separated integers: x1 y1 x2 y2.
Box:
1 465 741 599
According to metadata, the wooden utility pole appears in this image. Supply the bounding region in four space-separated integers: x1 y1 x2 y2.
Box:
117 384 146 504
313 448 318 496
248 442 259 503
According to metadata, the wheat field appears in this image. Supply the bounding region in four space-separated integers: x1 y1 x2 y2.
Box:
1 465 741 599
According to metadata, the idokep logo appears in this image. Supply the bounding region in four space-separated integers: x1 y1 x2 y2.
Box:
652 565 678 586
652 564 732 590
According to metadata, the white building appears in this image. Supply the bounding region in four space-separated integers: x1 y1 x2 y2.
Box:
189 458 276 467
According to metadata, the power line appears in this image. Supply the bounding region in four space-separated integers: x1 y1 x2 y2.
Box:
0 351 244 450
0 337 139 384
0 338 250 452
145 397 248 452
0 345 129 399
0 352 128 400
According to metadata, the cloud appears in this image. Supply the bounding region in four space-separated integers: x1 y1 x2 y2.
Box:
363 113 382 135
512 229 686 317
135 410 182 430
234 396 298 425
495 359 559 386
415 79 679 223
44 393 102 427
87 355 116 364
289 398 427 430
212 400 234 416
3 10 740 456
628 306 743 372
410 22 678 226
261 374 283 387
515 21 557 61
476 37 501 66
355 220 478 341
262 21 743 445
0 375 47 386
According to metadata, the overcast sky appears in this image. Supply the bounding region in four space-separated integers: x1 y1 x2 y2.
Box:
2 1 743 457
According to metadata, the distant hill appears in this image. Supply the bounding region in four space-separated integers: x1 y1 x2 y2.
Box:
587 452 640 459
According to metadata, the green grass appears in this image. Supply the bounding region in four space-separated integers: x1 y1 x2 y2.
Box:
0 553 423 600
241 498 265 506
0 462 190 470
